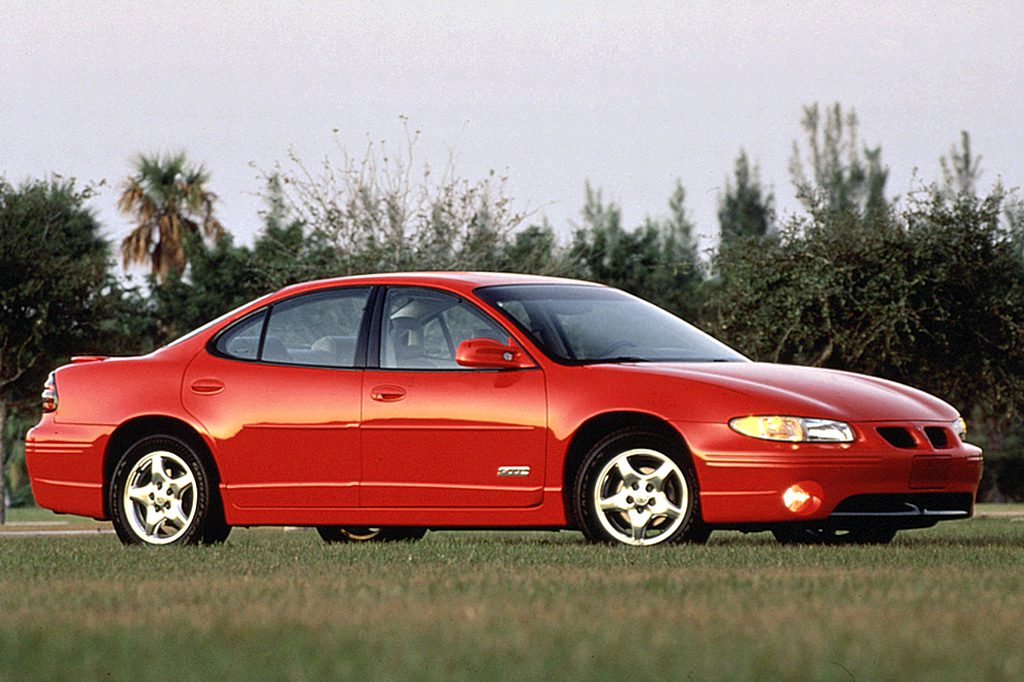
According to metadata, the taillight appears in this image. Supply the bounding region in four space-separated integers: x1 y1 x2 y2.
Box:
41 372 58 412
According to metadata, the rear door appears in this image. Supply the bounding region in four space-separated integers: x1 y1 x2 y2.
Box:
183 286 372 509
361 286 547 508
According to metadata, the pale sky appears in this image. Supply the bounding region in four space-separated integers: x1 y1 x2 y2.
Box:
2 1 1022 264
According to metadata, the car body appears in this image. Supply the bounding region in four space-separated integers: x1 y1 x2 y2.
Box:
26 272 983 546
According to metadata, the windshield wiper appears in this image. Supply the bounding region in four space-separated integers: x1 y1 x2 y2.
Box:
575 356 745 365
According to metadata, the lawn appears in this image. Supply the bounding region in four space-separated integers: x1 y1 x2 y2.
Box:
1 507 1023 681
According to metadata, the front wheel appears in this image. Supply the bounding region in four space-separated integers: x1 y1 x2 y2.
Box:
110 435 211 546
574 430 707 547
316 526 427 543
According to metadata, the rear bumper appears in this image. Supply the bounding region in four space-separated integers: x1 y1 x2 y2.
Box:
25 417 109 520
674 420 983 526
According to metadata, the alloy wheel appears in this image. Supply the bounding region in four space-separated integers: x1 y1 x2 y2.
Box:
122 450 198 545
592 448 689 546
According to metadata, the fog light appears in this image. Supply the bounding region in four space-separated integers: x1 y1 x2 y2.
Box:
782 481 823 515
783 486 810 511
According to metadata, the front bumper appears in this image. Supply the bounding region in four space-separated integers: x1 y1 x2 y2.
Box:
674 420 984 526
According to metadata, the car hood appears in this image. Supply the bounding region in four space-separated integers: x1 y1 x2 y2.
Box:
621 361 959 422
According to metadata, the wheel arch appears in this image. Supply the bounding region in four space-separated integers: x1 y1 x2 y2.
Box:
103 415 221 518
561 411 693 528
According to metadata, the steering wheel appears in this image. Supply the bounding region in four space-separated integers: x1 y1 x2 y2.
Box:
596 340 639 358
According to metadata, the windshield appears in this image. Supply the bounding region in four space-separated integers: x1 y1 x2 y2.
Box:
476 284 747 364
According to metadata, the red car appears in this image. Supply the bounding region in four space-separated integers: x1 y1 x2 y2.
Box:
27 272 982 547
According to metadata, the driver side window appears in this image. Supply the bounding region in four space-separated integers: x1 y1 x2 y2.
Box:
381 288 509 370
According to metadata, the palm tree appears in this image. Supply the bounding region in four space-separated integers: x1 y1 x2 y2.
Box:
118 153 225 280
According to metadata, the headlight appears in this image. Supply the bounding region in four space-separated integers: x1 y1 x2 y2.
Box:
952 417 967 441
729 415 855 443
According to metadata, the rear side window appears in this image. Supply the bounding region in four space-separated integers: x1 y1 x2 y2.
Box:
263 288 371 367
215 311 265 360
213 287 372 367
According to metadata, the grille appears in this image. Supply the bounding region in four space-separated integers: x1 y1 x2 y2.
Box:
832 493 972 517
924 426 950 449
877 426 916 448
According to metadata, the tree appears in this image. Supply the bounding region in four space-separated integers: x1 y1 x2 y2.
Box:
718 150 774 250
497 219 570 275
567 181 625 282
789 102 888 219
568 181 703 318
0 179 114 521
150 176 315 343
151 169 428 343
150 233 261 344
940 131 983 199
154 145 565 345
119 152 225 281
712 185 1024 430
250 174 337 289
264 129 528 276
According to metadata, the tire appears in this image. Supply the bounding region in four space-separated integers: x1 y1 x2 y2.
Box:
573 429 707 547
316 526 427 543
200 496 232 545
772 524 898 545
110 435 211 546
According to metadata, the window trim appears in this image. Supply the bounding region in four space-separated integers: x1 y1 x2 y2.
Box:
369 285 533 372
473 283 581 366
473 282 748 366
206 285 378 370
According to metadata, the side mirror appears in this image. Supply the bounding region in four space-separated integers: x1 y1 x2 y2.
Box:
455 338 534 370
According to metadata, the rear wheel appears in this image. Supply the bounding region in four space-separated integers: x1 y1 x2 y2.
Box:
316 526 427 543
772 524 897 545
110 435 211 546
574 429 707 547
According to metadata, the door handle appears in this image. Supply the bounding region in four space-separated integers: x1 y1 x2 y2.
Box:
190 378 225 395
370 385 406 402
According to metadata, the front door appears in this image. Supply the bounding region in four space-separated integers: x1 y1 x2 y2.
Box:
361 286 547 508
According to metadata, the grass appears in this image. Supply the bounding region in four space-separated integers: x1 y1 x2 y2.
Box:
1 507 1023 681
1 505 110 528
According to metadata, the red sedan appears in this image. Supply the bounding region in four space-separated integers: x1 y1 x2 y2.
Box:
26 272 982 546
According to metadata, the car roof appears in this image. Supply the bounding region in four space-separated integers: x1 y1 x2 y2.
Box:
273 271 603 298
